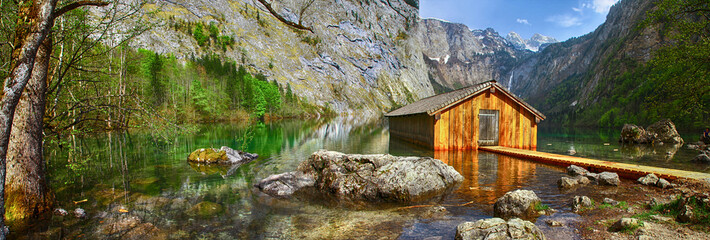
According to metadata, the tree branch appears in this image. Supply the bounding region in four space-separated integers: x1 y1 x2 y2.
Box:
255 0 314 33
55 1 109 17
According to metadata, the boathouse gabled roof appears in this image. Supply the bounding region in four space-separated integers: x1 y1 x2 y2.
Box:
385 80 546 120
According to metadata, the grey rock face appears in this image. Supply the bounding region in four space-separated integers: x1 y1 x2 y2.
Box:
493 189 541 219
571 196 593 212
509 0 662 120
566 165 589 177
609 218 639 232
455 218 546 240
124 0 433 117
258 150 463 202
597 172 620 186
638 173 659 186
418 19 531 93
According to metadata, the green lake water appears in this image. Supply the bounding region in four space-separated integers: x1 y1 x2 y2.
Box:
15 118 708 239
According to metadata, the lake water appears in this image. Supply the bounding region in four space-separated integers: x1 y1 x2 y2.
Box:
16 118 707 239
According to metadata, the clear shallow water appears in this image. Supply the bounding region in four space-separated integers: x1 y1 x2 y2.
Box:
16 118 708 239
536 125 710 173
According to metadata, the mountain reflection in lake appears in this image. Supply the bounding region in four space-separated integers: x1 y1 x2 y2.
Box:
19 118 705 239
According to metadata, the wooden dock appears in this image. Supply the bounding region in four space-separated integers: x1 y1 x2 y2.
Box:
479 146 710 181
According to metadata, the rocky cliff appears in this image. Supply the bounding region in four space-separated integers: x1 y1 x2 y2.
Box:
126 0 433 118
416 19 532 93
509 0 663 122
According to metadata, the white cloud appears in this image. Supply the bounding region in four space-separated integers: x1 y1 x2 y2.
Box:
587 0 620 14
546 14 582 27
516 18 530 25
572 7 582 13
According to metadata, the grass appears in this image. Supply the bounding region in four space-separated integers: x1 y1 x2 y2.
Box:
599 201 629 210
632 195 710 231
534 202 551 211
617 221 644 234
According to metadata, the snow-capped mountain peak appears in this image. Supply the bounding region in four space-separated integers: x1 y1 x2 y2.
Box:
505 32 558 52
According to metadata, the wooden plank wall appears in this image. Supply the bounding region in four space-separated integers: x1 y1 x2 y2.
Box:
389 113 435 147
433 89 538 150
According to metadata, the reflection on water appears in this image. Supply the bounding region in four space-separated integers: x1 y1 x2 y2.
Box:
537 126 710 173
18 118 706 239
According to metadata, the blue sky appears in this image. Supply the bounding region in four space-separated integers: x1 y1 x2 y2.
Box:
419 0 621 41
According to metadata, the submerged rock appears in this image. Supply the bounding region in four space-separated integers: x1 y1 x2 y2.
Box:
455 218 546 240
187 146 258 164
493 189 542 219
557 176 590 189
692 152 710 163
188 201 224 218
73 208 87 218
257 150 463 202
255 171 315 198
54 208 68 216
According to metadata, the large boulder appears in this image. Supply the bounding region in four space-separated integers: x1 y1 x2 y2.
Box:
619 120 684 144
646 119 684 144
493 189 542 219
257 150 463 202
187 146 258 164
455 218 546 240
620 124 649 144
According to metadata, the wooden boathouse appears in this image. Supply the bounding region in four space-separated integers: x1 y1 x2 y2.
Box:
385 80 546 150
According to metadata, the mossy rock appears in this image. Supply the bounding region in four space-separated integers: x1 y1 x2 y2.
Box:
187 148 228 163
189 201 224 218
